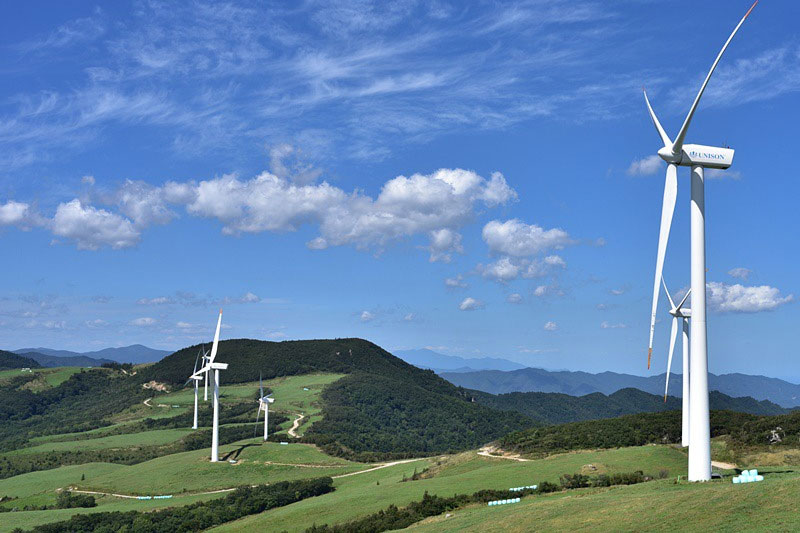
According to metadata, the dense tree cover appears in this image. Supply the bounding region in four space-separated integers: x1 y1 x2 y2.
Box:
470 387 789 425
303 373 530 461
22 477 334 533
145 338 458 390
55 491 96 509
728 409 800 447
500 410 763 457
0 350 41 370
306 471 660 532
0 368 150 452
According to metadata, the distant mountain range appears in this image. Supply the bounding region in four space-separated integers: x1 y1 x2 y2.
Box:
441 367 800 408
393 348 526 372
469 387 790 425
12 345 172 367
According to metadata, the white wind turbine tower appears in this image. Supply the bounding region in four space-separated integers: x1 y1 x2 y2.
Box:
661 279 691 448
644 1 757 481
254 373 275 441
189 309 227 462
186 348 205 430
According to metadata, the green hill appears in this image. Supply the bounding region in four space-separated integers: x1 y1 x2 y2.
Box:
146 338 531 460
469 387 789 424
0 350 41 370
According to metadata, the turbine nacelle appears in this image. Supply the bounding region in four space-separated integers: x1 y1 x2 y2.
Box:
658 144 734 170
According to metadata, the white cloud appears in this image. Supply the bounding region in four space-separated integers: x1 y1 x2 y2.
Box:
360 310 375 322
543 321 558 331
479 255 566 282
85 319 107 328
627 155 662 176
705 168 742 180
117 180 175 227
610 288 626 295
482 219 572 257
506 293 523 304
534 283 565 298
426 228 463 263
81 175 95 185
51 199 139 250
42 320 67 330
266 331 287 339
445 274 468 289
728 267 752 280
0 201 32 226
707 282 793 313
240 292 260 303
130 317 156 326
601 321 627 329
459 297 484 311
138 296 173 305
403 312 415 321
176 321 194 329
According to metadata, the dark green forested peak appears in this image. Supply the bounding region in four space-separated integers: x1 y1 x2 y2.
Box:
0 349 41 370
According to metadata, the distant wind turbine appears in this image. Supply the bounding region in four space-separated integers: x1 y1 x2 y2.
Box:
662 279 691 448
643 1 757 481
189 309 227 462
254 373 275 441
185 348 205 430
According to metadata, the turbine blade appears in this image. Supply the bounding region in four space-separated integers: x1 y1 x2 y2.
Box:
648 163 678 368
209 309 223 364
676 288 692 311
672 1 757 155
643 89 672 148
661 276 676 309
665 317 679 401
254 405 261 438
193 349 201 374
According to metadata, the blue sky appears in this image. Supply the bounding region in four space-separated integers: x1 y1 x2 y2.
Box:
1 0 797 379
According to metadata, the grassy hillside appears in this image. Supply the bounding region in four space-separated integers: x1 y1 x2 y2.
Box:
147 338 532 460
407 470 800 532
470 387 789 424
0 350 40 370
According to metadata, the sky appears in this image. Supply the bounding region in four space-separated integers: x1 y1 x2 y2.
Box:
1 0 798 379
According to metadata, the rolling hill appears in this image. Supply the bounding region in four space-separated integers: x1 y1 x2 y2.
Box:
441 367 800 408
13 351 116 368
0 350 41 370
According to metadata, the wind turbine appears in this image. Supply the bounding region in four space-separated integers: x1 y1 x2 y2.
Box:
662 279 691 448
254 373 275 441
643 1 757 481
186 348 204 430
189 309 227 462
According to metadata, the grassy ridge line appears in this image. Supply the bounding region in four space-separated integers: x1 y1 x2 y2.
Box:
407 470 800 532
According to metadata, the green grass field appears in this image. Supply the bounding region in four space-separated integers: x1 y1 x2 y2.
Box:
0 367 84 390
408 469 800 532
213 445 689 532
8 428 192 455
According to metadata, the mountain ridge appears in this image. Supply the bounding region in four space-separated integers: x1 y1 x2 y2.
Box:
13 344 171 365
441 367 800 408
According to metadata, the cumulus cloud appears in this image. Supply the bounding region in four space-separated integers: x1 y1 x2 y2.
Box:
534 283 564 298
81 175 95 185
426 228 463 263
445 274 468 289
85 319 107 328
506 293 523 304
459 297 484 311
479 255 566 282
130 317 156 326
403 312 415 321
51 199 139 250
543 321 558 331
707 282 793 313
117 180 175 227
0 201 33 226
482 219 572 257
360 310 375 322
627 155 662 176
728 267 752 280
601 321 627 329
137 296 173 305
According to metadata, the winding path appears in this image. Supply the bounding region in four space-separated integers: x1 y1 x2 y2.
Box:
477 445 530 462
287 413 305 438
